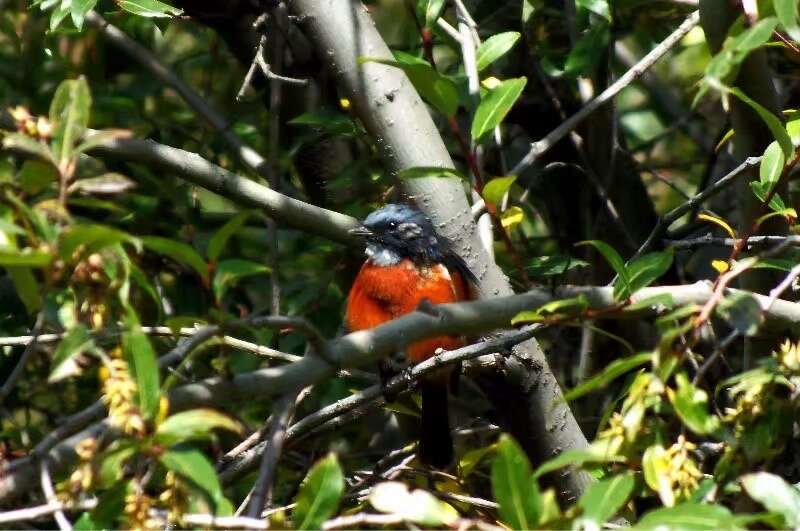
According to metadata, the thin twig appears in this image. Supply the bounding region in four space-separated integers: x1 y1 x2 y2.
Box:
666 234 800 249
0 311 45 401
245 389 301 517
510 11 700 176
40 461 71 531
0 500 97 525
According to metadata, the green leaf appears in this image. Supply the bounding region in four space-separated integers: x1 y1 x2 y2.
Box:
360 53 460 117
482 176 516 207
68 173 136 195
207 211 252 262
511 295 589 324
625 293 674 312
73 129 132 155
668 373 721 435
776 0 800 43
293 453 345 530
49 324 94 382
576 240 630 298
750 180 789 212
759 140 786 193
637 503 740 530
7 267 42 314
59 224 139 261
369 482 459 526
728 86 793 158
528 255 589 277
471 77 527 140
577 471 634 524
0 246 52 267
74 480 128 530
212 259 270 302
416 0 446 28
564 23 610 76
475 32 521 72
19 160 58 194
160 446 228 514
122 311 160 420
396 166 466 180
97 441 137 487
741 472 800 528
576 0 611 20
117 0 183 17
2 133 57 165
716 291 763 337
563 352 651 402
50 77 92 165
624 249 674 296
492 434 540 530
142 236 208 281
49 3 69 31
533 438 625 478
154 409 242 447
70 0 98 30
288 109 359 137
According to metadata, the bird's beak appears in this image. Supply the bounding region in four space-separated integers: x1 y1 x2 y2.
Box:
348 225 372 237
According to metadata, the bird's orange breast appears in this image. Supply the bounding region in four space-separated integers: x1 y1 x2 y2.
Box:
346 258 468 363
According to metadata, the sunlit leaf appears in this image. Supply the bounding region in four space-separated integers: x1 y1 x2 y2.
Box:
369 482 459 526
293 453 345 530
482 176 516 207
668 373 721 435
492 434 540 530
154 409 242 447
471 77 527 140
564 352 651 402
160 446 229 514
142 236 208 281
117 0 182 17
475 32 521 72
716 291 763 337
50 77 92 165
122 310 160 420
637 503 739 530
49 325 94 382
577 471 634 524
741 472 800 528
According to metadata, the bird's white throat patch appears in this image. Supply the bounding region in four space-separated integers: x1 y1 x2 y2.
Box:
365 244 402 266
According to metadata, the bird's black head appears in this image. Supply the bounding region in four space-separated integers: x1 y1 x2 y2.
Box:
350 204 444 266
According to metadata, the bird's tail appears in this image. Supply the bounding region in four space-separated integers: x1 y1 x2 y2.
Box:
419 379 453 468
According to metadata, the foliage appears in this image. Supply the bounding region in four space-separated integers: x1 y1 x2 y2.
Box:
2 0 800 529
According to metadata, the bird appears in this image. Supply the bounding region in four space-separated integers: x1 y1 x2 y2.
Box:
345 203 475 468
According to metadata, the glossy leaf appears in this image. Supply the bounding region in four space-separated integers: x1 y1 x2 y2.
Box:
563 352 651 402
207 211 252 262
760 141 786 193
668 373 721 435
2 133 56 165
160 446 229 514
49 324 94 382
577 471 634 524
482 176 516 207
293 453 345 530
750 181 789 212
500 205 524 229
73 129 132 155
117 0 182 17
492 434 540 530
475 32 521 72
59 224 139 261
369 482 458 526
154 409 242 447
122 311 160 420
741 472 800 528
142 236 208 281
576 0 611 19
212 259 270 302
511 295 589 324
471 77 526 139
49 77 92 165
